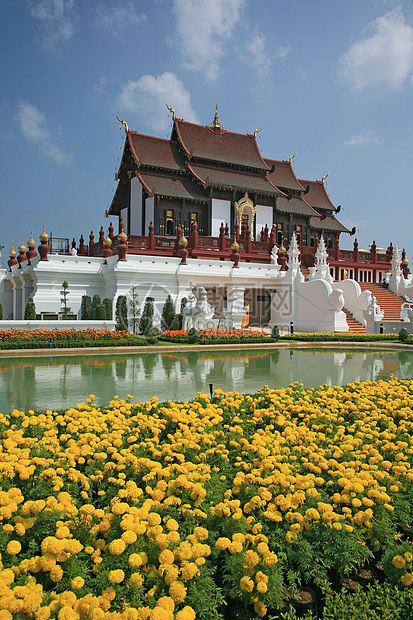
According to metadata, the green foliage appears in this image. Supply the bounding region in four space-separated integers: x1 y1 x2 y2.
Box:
96 304 106 320
0 302 3 320
281 332 399 342
139 297 154 335
103 298 113 320
80 295 92 320
161 295 176 331
60 280 71 318
187 327 199 343
128 286 140 334
24 297 36 320
399 328 409 343
90 294 102 320
271 325 280 339
115 295 128 331
180 297 188 313
146 327 160 345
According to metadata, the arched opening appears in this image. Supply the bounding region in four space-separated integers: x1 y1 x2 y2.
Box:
235 193 257 239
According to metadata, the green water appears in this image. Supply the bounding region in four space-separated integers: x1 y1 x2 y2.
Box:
2 348 413 413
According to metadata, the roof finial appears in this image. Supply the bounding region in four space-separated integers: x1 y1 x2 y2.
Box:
254 126 262 138
322 172 330 182
165 102 176 121
116 114 129 134
289 151 298 163
208 103 225 129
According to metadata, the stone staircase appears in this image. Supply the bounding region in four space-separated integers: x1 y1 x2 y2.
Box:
343 308 366 333
359 282 405 322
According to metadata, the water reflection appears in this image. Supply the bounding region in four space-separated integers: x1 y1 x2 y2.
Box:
1 348 413 413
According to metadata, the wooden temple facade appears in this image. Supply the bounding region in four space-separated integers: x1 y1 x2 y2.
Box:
108 109 350 256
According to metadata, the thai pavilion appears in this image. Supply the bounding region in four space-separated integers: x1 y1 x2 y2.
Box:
109 106 349 253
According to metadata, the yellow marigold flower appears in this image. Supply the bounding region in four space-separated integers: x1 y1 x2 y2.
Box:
393 555 406 569
147 513 162 527
56 526 71 539
215 537 231 551
159 549 175 565
6 540 21 555
108 569 124 584
256 581 268 594
240 576 254 592
129 573 144 588
405 552 413 563
50 566 63 582
254 600 267 617
109 539 126 555
168 580 187 603
243 549 260 568
401 573 413 586
121 530 137 545
166 519 179 531
175 607 196 620
71 576 85 589
156 597 175 612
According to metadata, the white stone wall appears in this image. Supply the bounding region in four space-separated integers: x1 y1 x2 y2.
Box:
255 205 273 237
211 199 231 237
130 177 142 235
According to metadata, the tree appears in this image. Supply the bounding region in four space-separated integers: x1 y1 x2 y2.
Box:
60 281 71 318
24 297 36 320
0 303 2 320
115 295 128 331
96 304 106 320
139 297 154 335
103 298 113 320
91 294 101 320
128 286 140 334
161 295 176 331
81 295 92 320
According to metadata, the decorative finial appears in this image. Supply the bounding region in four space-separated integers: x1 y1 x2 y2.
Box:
289 151 298 163
116 114 129 134
9 241 16 258
322 172 330 182
27 228 35 247
165 102 176 121
208 103 225 129
18 234 26 253
39 220 49 242
254 126 262 137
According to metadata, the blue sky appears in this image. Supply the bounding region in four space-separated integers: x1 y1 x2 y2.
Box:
1 0 413 262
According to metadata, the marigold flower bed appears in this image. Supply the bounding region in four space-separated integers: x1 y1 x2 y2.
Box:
2 379 413 618
160 328 271 345
0 329 147 350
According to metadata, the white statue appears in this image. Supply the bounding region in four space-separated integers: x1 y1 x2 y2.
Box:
182 287 214 330
71 247 77 256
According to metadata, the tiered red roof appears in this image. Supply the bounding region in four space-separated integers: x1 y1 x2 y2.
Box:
265 158 305 193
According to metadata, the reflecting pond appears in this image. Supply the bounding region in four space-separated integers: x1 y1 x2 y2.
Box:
2 347 413 413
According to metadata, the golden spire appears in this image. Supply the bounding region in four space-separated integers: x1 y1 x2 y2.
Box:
322 172 330 182
116 114 129 134
27 228 36 248
208 104 225 129
9 241 16 258
165 102 176 121
289 151 297 163
103 227 112 246
18 234 26 253
254 126 262 137
39 220 49 242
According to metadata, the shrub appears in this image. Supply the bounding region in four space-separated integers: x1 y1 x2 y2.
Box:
139 297 154 335
399 327 409 343
146 327 160 345
103 297 113 320
60 281 71 318
90 294 102 320
188 327 199 343
161 295 176 331
24 297 36 320
80 295 92 320
271 325 280 339
96 304 106 320
0 302 3 320
115 295 128 331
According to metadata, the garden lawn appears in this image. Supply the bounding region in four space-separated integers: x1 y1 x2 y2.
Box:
2 378 413 618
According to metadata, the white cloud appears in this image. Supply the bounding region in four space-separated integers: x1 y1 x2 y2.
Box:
17 101 72 164
172 0 244 80
93 76 115 94
275 46 291 59
95 3 146 35
338 7 413 90
117 72 199 132
31 0 77 47
244 33 271 78
344 129 380 147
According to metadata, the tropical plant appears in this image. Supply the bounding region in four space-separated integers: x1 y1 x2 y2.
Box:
128 286 140 334
103 297 113 320
90 294 102 320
